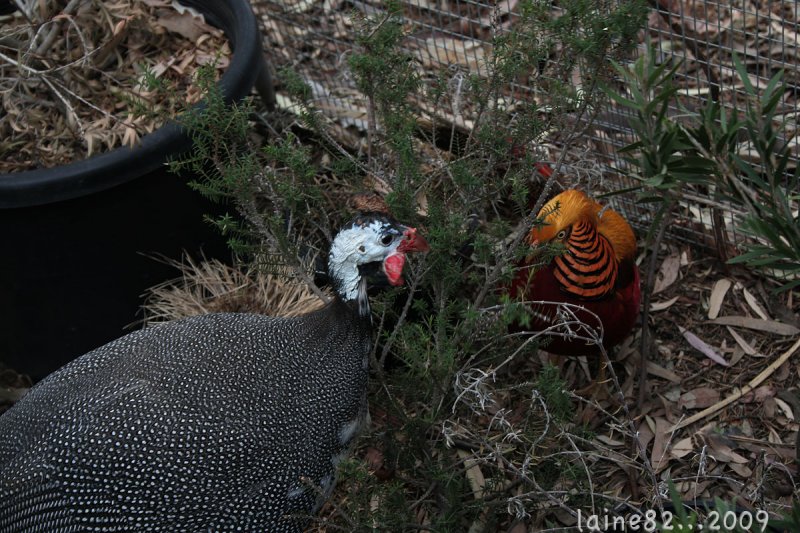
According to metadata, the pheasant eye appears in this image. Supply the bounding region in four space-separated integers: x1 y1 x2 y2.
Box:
556 230 567 240
380 234 394 246
358 245 366 253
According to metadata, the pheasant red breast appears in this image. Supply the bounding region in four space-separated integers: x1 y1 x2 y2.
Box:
510 189 640 355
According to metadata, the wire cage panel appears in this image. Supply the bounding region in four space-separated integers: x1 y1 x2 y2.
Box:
255 0 799 256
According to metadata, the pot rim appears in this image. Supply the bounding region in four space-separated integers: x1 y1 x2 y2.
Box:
0 0 263 209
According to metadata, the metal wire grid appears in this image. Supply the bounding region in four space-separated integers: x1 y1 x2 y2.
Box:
610 1 799 249
255 0 799 252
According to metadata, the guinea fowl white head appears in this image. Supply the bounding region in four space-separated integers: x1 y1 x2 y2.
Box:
329 213 427 315
0 211 428 532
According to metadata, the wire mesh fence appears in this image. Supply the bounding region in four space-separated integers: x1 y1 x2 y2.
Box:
254 0 799 254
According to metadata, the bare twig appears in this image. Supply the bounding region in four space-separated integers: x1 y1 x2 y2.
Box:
379 260 429 367
40 75 83 136
638 195 676 407
236 180 331 303
34 0 85 57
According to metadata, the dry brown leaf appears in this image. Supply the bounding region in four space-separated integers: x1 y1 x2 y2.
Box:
705 433 749 463
595 434 625 447
679 326 729 366
457 449 486 500
651 295 680 312
651 417 672 472
765 397 777 417
645 414 656 434
729 433 794 459
743 287 770 320
174 50 196 74
369 493 381 516
646 361 682 383
638 419 655 452
767 427 782 445
740 385 775 404
774 397 795 421
725 326 758 356
775 361 791 381
664 388 681 402
670 437 694 459
653 252 681 294
729 345 745 366
150 59 174 78
710 316 800 336
728 463 753 477
678 387 721 410
707 278 732 319
155 10 211 42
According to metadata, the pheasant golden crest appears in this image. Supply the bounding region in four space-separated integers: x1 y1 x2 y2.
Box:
510 189 640 355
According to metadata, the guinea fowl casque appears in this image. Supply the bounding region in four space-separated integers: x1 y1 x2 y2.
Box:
0 212 428 532
510 189 640 357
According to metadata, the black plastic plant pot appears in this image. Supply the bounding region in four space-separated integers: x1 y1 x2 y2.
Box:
0 0 264 380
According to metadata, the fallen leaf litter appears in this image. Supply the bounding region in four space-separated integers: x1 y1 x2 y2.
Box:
0 0 230 173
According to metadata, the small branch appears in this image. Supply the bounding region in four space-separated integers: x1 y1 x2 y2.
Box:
11 0 33 25
34 0 84 57
379 260 428 367
364 10 392 41
366 92 375 165
295 476 358 530
596 343 663 512
237 186 331 303
41 75 84 137
45 74 139 129
638 196 676 407
469 66 607 314
0 50 41 76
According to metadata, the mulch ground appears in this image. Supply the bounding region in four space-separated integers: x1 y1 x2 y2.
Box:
0 0 229 172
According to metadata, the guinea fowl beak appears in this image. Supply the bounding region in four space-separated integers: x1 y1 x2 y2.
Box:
397 227 430 253
384 227 429 287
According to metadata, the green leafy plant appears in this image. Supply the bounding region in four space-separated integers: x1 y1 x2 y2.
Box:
770 498 800 532
713 57 800 290
607 45 800 292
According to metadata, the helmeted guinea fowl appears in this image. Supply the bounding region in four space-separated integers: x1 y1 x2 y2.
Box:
0 212 428 532
510 189 640 355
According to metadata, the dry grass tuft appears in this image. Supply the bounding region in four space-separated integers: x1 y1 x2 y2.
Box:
0 0 230 172
142 256 326 324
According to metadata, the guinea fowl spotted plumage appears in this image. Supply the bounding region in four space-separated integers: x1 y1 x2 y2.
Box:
510 189 640 355
0 212 428 532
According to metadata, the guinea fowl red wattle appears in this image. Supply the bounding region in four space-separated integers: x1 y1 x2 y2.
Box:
510 190 640 355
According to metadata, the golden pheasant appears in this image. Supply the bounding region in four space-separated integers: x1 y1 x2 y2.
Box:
510 189 640 355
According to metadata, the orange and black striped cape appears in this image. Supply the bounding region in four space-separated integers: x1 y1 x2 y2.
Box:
509 190 641 355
